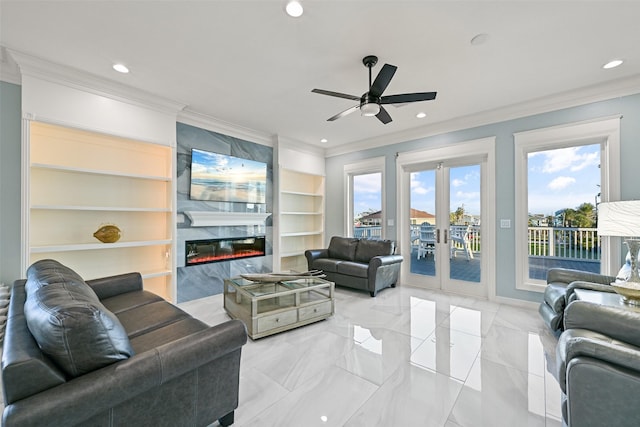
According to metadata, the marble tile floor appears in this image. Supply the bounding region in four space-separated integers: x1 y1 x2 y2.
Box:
178 285 563 427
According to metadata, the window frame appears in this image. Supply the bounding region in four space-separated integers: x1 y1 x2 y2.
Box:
514 116 621 292
344 157 386 239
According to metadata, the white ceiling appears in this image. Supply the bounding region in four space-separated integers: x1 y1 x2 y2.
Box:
1 1 639 154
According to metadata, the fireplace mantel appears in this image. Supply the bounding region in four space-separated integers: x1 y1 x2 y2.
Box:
184 211 271 227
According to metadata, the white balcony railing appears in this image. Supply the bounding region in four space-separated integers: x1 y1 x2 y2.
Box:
402 225 600 261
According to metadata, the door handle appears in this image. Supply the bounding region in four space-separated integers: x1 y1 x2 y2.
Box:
444 229 448 244
436 229 440 244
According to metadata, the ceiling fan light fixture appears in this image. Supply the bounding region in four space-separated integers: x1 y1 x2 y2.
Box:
285 1 303 17
361 102 380 117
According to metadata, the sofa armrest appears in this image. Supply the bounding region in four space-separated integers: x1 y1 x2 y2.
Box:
546 268 615 286
368 254 404 269
86 272 144 299
564 300 640 348
566 280 615 303
556 328 640 393
2 319 248 427
305 249 329 265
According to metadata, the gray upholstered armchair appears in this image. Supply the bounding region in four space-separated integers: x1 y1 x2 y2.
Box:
539 268 616 332
556 300 640 426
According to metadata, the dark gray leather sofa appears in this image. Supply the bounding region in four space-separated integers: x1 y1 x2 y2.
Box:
556 300 640 427
539 268 616 333
305 236 403 297
1 259 247 427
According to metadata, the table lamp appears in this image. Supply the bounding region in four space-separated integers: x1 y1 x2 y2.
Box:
598 200 640 304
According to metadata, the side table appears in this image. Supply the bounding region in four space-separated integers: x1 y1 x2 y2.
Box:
573 288 640 313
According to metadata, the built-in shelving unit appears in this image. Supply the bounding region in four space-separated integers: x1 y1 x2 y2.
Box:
26 121 175 300
278 168 325 272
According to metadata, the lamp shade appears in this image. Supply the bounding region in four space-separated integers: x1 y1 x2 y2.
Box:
598 200 640 236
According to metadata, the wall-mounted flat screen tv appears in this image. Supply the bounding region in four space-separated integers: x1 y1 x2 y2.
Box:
190 148 267 203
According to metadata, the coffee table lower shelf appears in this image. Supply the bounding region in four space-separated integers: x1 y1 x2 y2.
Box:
223 277 335 339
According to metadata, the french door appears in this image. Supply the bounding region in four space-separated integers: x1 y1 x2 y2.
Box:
397 139 495 298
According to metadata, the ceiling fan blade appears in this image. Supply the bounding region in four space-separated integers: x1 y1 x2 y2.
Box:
380 92 437 104
328 105 359 121
369 64 397 97
375 106 392 124
312 89 360 101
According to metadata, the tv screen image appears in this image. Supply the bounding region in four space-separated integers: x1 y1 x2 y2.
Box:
190 148 267 203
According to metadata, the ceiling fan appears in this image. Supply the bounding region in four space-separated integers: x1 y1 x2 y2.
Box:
312 55 437 125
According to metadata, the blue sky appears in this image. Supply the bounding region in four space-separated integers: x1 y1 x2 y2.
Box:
353 143 600 220
528 144 600 216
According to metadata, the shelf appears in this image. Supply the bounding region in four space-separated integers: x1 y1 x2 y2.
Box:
281 231 323 237
31 163 171 181
281 190 323 197
30 239 173 253
281 211 323 216
281 251 306 258
140 269 172 279
32 205 171 212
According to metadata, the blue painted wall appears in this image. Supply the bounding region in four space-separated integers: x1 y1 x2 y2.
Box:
325 93 640 302
0 81 22 284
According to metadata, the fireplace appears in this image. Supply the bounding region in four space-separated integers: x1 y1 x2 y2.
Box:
185 236 266 266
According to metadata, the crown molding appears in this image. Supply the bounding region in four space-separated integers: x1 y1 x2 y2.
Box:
178 108 274 147
276 135 326 157
325 74 640 158
7 48 187 115
0 46 21 85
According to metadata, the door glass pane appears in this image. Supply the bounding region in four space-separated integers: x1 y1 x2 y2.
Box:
449 164 481 283
527 144 601 280
353 172 382 239
410 169 436 276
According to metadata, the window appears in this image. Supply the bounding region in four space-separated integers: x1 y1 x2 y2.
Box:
514 117 621 292
344 157 385 239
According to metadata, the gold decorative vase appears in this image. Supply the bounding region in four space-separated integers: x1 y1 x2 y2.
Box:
93 224 121 243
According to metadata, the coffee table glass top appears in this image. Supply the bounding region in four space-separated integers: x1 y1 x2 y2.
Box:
227 277 330 297
281 277 331 289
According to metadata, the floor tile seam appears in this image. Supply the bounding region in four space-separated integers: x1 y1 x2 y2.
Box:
476 351 546 380
488 319 545 336
332 362 385 390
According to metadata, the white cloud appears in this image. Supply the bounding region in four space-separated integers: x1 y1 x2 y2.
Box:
570 151 599 172
539 146 599 174
353 173 381 193
548 176 576 190
410 173 433 195
452 178 465 187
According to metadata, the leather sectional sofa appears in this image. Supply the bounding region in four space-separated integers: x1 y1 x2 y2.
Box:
1 259 247 426
538 267 616 333
305 236 403 297
556 299 640 426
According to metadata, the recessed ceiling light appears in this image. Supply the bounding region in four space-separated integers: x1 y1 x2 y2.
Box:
470 33 489 46
416 112 427 119
285 1 303 18
113 63 129 73
320 138 328 143
603 59 623 69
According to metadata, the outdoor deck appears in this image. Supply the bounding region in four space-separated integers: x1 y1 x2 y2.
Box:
410 252 600 283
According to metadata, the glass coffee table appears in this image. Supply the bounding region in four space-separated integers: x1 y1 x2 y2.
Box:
223 276 335 339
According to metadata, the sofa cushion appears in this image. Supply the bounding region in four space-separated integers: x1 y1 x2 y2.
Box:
336 261 369 278
116 300 191 338
328 236 359 261
101 290 164 314
24 260 134 378
309 258 342 273
354 239 395 263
